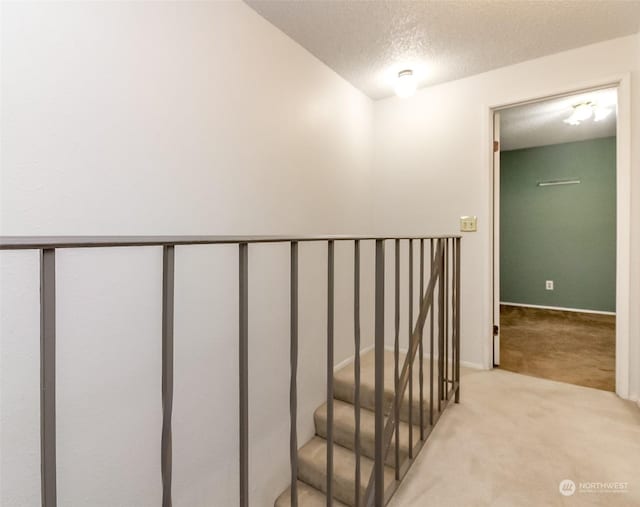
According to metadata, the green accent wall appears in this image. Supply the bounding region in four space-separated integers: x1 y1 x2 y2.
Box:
500 137 616 312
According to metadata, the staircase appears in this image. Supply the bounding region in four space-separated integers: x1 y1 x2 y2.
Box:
275 350 441 506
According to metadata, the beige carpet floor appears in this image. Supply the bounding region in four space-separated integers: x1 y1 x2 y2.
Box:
389 367 640 507
499 305 615 391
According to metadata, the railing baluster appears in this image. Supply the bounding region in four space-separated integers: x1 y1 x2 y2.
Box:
408 239 413 457
394 239 400 479
290 242 299 506
327 240 334 507
162 245 175 507
444 238 446 404
354 240 362 507
419 239 424 440
446 239 449 400
429 239 434 426
374 239 385 507
445 239 450 400
448 239 451 398
448 239 453 400
455 237 461 403
40 248 57 507
450 240 453 398
438 239 445 409
238 243 249 507
450 239 456 399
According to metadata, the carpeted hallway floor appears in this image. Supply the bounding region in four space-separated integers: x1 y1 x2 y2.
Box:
499 305 615 391
389 367 640 507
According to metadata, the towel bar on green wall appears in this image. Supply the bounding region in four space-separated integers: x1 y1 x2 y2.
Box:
537 179 581 187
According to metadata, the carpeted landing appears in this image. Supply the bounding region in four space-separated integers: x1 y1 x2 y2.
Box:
499 305 615 391
388 366 640 507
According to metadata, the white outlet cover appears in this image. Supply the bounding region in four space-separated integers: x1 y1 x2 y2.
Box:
546 280 554 290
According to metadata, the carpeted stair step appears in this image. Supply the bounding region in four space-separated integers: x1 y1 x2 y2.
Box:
314 399 421 467
274 481 348 507
297 436 397 506
334 350 441 426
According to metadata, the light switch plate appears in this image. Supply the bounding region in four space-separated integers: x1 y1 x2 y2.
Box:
460 216 477 232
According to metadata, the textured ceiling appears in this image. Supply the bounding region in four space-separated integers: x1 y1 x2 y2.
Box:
500 88 617 151
245 0 640 100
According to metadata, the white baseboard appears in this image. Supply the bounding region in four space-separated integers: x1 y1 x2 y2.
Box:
382 345 486 370
500 301 615 316
334 344 485 373
333 344 375 372
385 344 410 355
461 360 486 370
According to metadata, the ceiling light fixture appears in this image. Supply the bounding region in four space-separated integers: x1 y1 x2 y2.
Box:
395 69 416 98
572 103 594 121
563 101 612 126
593 105 613 122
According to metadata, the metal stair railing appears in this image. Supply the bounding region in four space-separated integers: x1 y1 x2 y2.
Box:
0 234 461 507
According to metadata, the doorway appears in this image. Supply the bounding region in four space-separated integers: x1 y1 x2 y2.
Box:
492 87 618 391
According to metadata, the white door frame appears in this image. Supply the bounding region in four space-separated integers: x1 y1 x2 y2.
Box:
493 112 501 365
486 73 632 399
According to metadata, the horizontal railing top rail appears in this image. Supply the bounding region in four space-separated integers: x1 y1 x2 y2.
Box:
0 234 462 250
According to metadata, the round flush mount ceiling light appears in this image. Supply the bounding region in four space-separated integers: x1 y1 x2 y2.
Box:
394 69 417 98
563 101 612 125
593 105 613 122
572 102 594 121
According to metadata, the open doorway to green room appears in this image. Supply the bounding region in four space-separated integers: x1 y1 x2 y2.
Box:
491 84 627 393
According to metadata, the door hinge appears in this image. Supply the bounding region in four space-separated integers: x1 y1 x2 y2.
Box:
493 140 499 153
493 325 499 336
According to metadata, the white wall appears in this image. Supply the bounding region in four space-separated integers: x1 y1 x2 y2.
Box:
0 2 374 506
372 34 640 396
